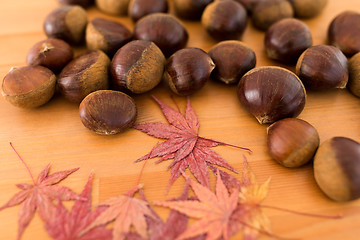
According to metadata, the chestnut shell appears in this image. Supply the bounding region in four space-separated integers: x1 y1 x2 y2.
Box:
134 13 189 57
79 90 137 135
166 48 215 96
58 50 110 103
27 38 73 73
237 66 306 124
86 18 132 56
328 11 360 57
314 137 360 201
267 118 319 168
208 40 256 84
201 0 247 40
265 18 312 64
296 45 348 90
1 66 56 108
129 0 169 22
110 40 165 94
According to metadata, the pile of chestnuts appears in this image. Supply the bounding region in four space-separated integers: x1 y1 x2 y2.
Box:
2 0 360 203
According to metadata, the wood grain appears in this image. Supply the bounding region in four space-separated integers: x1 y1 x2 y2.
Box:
1 0 360 239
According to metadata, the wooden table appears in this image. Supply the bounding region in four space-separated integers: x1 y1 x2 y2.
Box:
1 0 360 239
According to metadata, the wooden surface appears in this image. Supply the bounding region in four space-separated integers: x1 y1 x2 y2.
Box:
1 0 360 239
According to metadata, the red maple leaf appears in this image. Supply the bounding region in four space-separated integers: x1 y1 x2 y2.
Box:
44 173 112 240
154 171 239 240
126 181 206 240
0 143 80 240
134 96 251 189
81 184 156 240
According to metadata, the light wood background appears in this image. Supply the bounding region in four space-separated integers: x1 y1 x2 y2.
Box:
1 0 360 239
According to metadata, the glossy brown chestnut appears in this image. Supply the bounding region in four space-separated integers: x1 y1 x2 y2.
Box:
79 90 137 135
296 45 348 90
58 50 110 103
314 137 360 201
166 48 215 96
43 5 87 45
134 13 188 57
252 0 294 31
267 118 319 168
201 0 247 40
1 66 56 108
58 0 94 8
26 38 73 73
237 66 306 124
348 52 360 97
174 0 213 20
328 11 360 57
289 0 328 18
208 40 256 84
86 18 132 56
111 40 165 94
95 0 130 15
265 18 312 64
128 0 168 22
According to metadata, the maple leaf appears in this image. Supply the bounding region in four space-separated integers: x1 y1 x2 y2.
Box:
134 96 251 189
0 158 80 239
44 173 112 240
126 180 206 240
228 157 272 240
154 171 239 240
81 184 156 240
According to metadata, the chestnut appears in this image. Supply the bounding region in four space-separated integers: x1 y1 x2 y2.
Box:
328 11 360 57
166 48 215 96
1 66 56 108
174 0 213 20
128 0 169 22
79 90 137 135
265 18 312 64
296 45 348 90
86 18 132 56
58 50 110 103
134 13 188 57
348 52 360 97
201 0 247 41
95 0 130 15
43 5 88 45
58 0 94 8
237 66 306 124
267 118 319 168
289 0 328 19
208 40 256 84
234 0 260 12
111 40 166 94
314 137 360 202
251 0 294 31
26 38 73 73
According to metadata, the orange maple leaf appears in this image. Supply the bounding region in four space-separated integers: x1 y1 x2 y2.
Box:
234 158 272 240
82 184 156 240
155 171 239 240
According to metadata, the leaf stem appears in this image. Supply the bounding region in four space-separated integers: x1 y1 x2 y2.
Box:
198 137 252 153
135 143 158 186
232 216 300 240
260 204 343 219
9 142 36 185
170 95 182 113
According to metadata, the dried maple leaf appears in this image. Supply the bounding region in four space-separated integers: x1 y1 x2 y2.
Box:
126 181 206 240
154 171 239 240
134 96 251 189
44 173 112 240
0 143 80 240
229 157 272 240
81 184 156 240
